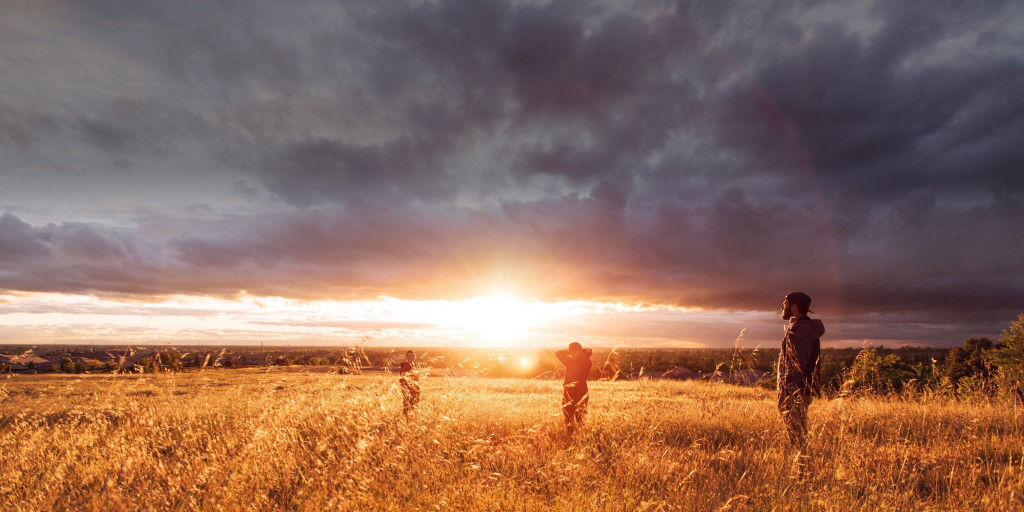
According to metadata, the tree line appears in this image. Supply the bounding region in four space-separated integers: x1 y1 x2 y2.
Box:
4 314 1022 401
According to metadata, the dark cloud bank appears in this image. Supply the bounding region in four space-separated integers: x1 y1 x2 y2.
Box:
1 0 1023 344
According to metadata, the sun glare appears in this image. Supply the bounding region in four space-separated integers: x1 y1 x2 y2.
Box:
434 295 541 346
0 291 687 347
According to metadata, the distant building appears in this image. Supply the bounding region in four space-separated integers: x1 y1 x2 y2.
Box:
0 353 59 373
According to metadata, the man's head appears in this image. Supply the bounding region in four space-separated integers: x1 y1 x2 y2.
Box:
568 342 583 352
782 292 813 320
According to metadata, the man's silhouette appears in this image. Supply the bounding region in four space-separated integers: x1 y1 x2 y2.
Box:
777 292 824 446
556 342 592 435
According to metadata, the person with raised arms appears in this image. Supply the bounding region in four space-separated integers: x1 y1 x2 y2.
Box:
556 342 593 436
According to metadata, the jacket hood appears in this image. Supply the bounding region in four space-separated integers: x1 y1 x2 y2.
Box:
793 316 825 337
806 317 825 337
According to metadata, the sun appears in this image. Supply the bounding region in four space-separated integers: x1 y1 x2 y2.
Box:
300 293 600 348
445 295 535 346
427 294 563 347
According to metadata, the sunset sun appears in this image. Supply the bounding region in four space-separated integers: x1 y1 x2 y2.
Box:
437 295 548 347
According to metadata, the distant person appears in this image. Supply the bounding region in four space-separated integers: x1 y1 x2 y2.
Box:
601 349 621 380
399 350 421 415
556 342 592 435
777 292 825 446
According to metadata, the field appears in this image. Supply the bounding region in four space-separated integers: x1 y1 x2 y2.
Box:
1 369 1022 511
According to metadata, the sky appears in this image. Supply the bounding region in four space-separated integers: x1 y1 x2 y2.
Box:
1 0 1023 349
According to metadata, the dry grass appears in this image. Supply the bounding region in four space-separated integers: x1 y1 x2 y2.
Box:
1 369 1022 511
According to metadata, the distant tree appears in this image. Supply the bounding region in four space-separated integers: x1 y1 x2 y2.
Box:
159 349 183 371
817 358 848 394
940 337 994 397
136 355 160 373
843 348 916 395
987 314 1024 402
59 357 76 373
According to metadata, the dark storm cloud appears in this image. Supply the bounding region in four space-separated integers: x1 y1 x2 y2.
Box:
2 0 1023 344
0 96 206 170
0 214 50 260
197 0 715 203
0 213 165 294
72 99 208 159
751 26 1024 200
255 137 459 205
0 101 61 149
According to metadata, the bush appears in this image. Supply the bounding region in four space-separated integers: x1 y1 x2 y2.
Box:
59 357 76 374
842 348 917 395
938 337 995 398
159 349 183 370
987 314 1024 402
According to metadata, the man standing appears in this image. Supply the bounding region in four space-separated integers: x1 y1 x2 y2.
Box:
556 342 592 436
778 292 825 446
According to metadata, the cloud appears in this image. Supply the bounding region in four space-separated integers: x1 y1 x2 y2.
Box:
741 3 1024 205
0 213 165 295
0 214 51 260
5 175 1020 312
70 99 207 159
0 101 61 149
1 0 1023 344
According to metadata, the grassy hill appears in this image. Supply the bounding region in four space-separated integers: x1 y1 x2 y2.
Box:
1 369 1021 510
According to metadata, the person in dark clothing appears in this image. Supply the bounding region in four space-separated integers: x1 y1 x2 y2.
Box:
399 350 420 415
556 342 592 435
777 292 825 446
601 349 621 380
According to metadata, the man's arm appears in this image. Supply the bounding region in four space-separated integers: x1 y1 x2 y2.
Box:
789 323 819 391
555 350 571 365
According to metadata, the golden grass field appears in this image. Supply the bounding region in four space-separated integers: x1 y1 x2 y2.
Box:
1 368 1022 511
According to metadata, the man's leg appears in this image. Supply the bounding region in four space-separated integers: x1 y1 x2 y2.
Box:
574 392 589 427
562 387 577 434
778 388 808 445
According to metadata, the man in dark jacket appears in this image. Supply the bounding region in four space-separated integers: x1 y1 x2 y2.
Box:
778 292 825 446
556 342 592 435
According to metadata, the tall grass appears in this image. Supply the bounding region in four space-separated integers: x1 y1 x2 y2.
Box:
1 370 1021 511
